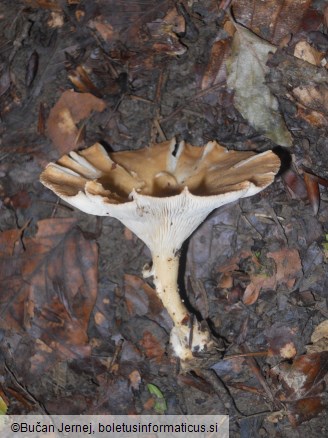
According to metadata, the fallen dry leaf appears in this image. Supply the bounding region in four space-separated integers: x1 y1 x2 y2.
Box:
221 248 302 306
68 65 102 98
0 218 98 372
23 0 62 11
292 84 328 127
88 16 119 43
282 169 308 200
265 325 297 359
146 7 186 56
267 248 302 289
128 369 142 391
201 38 231 90
304 171 320 214
139 331 165 363
124 274 169 326
306 320 328 353
270 351 328 426
46 90 106 154
226 24 292 146
232 0 312 45
294 40 324 66
0 228 24 256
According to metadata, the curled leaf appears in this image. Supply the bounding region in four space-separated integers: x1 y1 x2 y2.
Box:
304 171 320 215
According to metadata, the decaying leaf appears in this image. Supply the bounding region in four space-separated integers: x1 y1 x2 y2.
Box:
306 320 328 353
304 171 320 214
282 169 308 200
46 90 106 154
201 38 231 90
226 24 293 146
88 16 119 44
147 7 186 56
270 351 328 426
265 325 297 359
128 369 142 391
294 41 324 66
123 274 169 329
267 248 302 289
0 218 98 373
23 0 62 10
139 331 165 363
220 248 302 306
68 66 102 98
232 0 312 45
292 84 328 127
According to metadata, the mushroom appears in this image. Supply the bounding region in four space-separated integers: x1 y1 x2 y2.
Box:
40 139 280 364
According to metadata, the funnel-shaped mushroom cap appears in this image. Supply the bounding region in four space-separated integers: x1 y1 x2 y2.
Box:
40 139 280 254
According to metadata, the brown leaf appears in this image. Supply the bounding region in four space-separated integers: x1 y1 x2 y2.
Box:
265 325 297 359
124 274 166 321
294 41 324 66
88 16 119 43
201 38 231 90
270 352 328 425
147 8 187 56
139 331 165 363
282 169 308 199
46 90 106 154
9 190 31 210
272 352 328 398
304 171 320 214
292 85 328 113
68 66 102 98
287 396 325 427
232 0 312 45
0 218 98 371
306 320 328 353
0 228 24 256
267 248 302 289
23 0 62 10
292 85 328 127
240 282 258 307
128 370 142 391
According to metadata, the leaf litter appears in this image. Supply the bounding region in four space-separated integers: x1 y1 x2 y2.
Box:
0 0 328 434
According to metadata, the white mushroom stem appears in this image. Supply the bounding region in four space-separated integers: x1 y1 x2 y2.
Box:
143 251 212 361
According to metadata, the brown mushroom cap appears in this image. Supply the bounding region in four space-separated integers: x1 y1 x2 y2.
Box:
40 139 280 253
41 139 280 198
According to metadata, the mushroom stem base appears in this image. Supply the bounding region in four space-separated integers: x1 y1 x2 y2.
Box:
144 252 214 362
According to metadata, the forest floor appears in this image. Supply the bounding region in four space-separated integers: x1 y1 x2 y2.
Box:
1 1 328 437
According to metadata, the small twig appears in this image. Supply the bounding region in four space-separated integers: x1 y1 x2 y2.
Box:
239 345 282 410
197 368 243 418
161 81 225 123
108 338 124 373
5 362 50 415
224 350 270 360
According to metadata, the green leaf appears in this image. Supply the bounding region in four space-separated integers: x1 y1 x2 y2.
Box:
226 24 293 147
0 396 8 415
147 383 167 414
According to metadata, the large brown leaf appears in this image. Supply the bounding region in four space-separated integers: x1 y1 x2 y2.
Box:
46 90 106 154
0 218 98 369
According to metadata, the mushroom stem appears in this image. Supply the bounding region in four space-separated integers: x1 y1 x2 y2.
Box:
143 251 212 361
